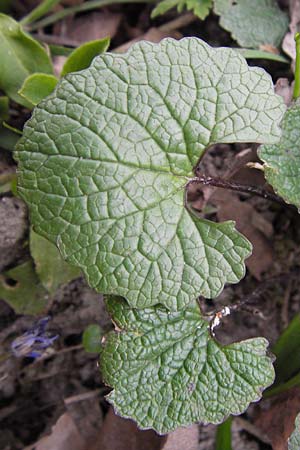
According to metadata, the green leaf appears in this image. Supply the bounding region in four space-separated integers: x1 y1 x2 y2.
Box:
15 38 285 310
272 314 300 385
0 261 48 315
259 103 300 209
30 229 81 294
0 124 20 151
216 417 232 450
151 0 212 19
0 0 11 13
101 296 275 434
0 13 53 107
20 0 61 26
82 324 103 353
61 37 110 76
19 73 58 106
289 413 300 450
237 48 289 64
0 171 16 193
151 0 179 17
49 44 74 57
213 0 288 49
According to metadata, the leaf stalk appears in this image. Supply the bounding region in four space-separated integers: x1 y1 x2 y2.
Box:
293 33 300 100
190 172 295 209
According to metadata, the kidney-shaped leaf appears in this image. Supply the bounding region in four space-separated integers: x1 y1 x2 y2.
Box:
15 38 285 310
259 103 300 209
101 296 275 434
214 0 288 49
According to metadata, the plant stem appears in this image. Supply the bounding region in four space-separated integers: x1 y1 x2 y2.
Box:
206 270 300 336
237 48 288 64
264 372 300 398
293 33 300 100
190 172 294 209
27 0 152 31
20 0 61 26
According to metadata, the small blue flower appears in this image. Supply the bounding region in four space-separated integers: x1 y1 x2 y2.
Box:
11 316 58 358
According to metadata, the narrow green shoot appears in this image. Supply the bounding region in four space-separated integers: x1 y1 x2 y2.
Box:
20 0 61 26
27 0 152 31
293 33 300 100
216 417 233 450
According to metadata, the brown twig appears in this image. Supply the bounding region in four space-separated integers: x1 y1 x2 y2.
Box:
234 417 272 445
189 172 295 209
158 12 196 32
281 278 293 330
32 32 81 48
205 270 300 335
113 13 196 53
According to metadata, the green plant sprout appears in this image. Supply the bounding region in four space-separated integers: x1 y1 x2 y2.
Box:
293 33 300 100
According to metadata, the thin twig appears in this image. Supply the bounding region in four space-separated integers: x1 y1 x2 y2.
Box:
205 270 300 335
32 32 81 48
112 13 196 53
189 172 295 209
159 12 196 32
281 278 293 330
27 0 153 31
234 417 272 445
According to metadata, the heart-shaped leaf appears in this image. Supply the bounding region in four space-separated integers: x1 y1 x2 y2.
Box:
19 73 58 106
259 103 300 208
15 38 285 310
101 296 275 434
0 261 48 314
214 0 288 49
30 229 81 294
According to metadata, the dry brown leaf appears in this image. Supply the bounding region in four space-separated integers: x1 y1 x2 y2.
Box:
113 28 181 53
64 391 103 442
212 190 274 280
24 413 86 450
67 11 122 43
274 78 294 106
53 55 67 78
282 0 300 62
162 425 199 450
254 387 300 450
88 407 165 450
259 44 280 54
191 147 274 279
